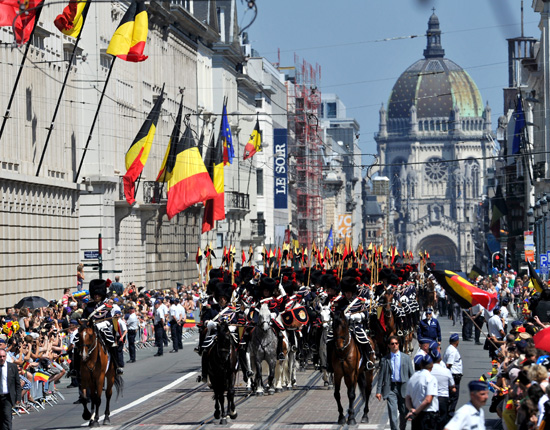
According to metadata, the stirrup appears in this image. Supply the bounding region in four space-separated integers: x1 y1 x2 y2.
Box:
397 330 404 336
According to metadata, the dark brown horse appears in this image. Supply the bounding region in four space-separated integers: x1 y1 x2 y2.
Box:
78 324 123 427
205 320 238 424
331 312 376 425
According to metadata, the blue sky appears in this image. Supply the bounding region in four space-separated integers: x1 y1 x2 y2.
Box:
246 0 539 168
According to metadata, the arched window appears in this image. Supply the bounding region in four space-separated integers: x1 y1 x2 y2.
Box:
466 158 480 198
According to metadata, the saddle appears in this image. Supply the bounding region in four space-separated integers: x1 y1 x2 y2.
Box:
281 306 309 329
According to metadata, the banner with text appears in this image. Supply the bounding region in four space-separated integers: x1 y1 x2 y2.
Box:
273 128 288 209
336 214 353 238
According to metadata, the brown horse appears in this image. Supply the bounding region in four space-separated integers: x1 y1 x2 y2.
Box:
331 312 376 425
78 324 123 427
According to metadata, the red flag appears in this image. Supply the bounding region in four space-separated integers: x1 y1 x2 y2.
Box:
242 250 246 266
277 247 282 262
0 0 43 45
342 245 349 261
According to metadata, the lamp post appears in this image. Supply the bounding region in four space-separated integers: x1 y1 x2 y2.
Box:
536 199 542 268
542 195 549 256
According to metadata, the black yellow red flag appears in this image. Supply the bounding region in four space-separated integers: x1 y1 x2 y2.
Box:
123 88 164 205
106 0 148 62
166 126 218 220
157 96 183 183
527 259 544 293
54 0 90 38
243 118 261 160
431 269 498 311
202 128 225 233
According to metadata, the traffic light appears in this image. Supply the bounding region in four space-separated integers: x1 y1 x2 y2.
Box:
492 252 503 271
506 254 512 271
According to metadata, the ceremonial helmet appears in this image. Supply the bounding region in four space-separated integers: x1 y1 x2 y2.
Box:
89 279 107 300
340 276 358 295
321 274 339 293
259 277 277 295
214 282 234 303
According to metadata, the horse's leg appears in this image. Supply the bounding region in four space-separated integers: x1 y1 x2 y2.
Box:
214 386 221 419
333 366 345 425
254 354 264 395
103 369 114 425
218 389 227 425
228 373 238 420
273 357 282 393
345 373 357 425
361 369 374 423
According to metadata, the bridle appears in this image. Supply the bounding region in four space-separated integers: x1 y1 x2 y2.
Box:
335 330 351 352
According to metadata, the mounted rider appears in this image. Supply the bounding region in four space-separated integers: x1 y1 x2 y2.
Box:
78 279 124 375
256 276 288 360
200 282 237 382
332 276 376 369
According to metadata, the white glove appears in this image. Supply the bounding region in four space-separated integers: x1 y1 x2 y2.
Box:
207 320 217 330
279 285 287 297
350 313 363 322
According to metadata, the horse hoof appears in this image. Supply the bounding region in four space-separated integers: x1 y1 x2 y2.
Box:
230 411 238 420
324 381 329 387
103 417 111 425
89 420 100 428
220 418 228 425
274 388 282 394
214 411 221 419
348 417 357 425
255 391 264 396
338 416 346 425
361 415 369 423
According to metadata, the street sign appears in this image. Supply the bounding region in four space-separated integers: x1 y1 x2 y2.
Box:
542 266 549 275
541 254 548 269
84 251 100 260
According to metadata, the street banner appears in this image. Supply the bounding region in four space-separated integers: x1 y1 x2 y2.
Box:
273 128 288 209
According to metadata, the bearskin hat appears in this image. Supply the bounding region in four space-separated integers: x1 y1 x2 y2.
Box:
89 279 107 299
259 277 277 295
340 276 358 295
214 282 234 302
240 266 254 283
388 273 400 286
310 269 323 286
321 274 339 292
379 267 392 281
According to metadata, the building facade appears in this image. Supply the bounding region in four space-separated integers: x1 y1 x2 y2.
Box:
375 13 493 272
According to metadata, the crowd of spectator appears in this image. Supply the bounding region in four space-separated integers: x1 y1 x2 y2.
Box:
0 276 203 418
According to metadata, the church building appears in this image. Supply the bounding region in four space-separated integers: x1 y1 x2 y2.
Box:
375 12 494 271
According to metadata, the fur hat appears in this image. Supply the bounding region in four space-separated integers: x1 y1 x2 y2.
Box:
89 279 107 299
340 276 358 295
259 277 277 294
214 283 234 302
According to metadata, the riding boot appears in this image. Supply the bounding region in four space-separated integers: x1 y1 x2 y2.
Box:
200 350 209 383
326 341 334 373
195 327 206 355
277 332 285 360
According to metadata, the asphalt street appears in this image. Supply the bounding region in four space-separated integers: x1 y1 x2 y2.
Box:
12 308 499 430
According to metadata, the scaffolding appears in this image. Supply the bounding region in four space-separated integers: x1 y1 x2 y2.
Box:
286 55 323 247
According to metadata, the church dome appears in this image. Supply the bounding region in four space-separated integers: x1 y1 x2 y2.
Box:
387 13 483 121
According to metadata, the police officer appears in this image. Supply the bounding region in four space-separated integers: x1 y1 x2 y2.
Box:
443 333 463 415
443 380 488 430
417 307 441 343
405 355 439 430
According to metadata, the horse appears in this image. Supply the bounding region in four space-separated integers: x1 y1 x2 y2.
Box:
205 320 238 425
331 311 376 425
78 324 123 427
318 304 333 387
249 303 278 395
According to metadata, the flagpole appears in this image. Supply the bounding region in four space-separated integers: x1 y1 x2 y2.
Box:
0 5 44 143
37 29 88 177
74 57 116 183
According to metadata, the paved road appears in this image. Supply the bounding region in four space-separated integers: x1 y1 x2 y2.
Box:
13 310 498 430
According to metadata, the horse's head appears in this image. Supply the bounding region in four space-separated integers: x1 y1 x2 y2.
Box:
332 311 351 352
320 305 331 327
78 325 97 362
258 303 271 332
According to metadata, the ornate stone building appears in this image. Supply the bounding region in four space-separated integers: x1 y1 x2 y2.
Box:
375 13 494 271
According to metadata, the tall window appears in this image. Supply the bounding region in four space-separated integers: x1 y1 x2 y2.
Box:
256 168 264 196
326 102 337 119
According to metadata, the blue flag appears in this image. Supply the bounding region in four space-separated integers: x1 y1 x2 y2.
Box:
221 104 234 165
325 226 333 251
512 95 525 155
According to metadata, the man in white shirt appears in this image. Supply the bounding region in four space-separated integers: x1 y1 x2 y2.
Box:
405 355 438 430
126 307 139 363
443 333 463 415
431 350 455 430
153 299 167 357
176 298 186 350
169 299 180 353
113 310 127 373
487 307 505 359
444 380 488 430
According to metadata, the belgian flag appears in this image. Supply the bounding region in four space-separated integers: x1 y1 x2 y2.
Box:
0 0 43 45
527 259 544 293
166 126 217 220
157 96 183 183
54 0 90 38
243 118 262 160
201 128 225 233
106 0 148 62
431 269 498 311
123 88 164 205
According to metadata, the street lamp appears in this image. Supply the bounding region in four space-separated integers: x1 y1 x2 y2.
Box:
542 195 549 257
528 207 535 229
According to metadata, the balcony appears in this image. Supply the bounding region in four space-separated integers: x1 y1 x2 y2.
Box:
118 178 167 204
251 219 266 237
225 191 250 216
